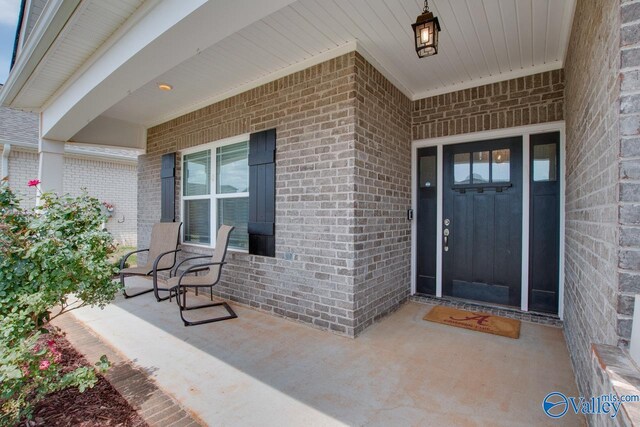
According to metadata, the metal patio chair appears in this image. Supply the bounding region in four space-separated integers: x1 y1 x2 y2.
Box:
120 222 182 300
167 224 237 326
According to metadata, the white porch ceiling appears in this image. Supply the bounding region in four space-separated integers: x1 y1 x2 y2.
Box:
2 0 576 146
102 0 575 127
13 0 145 109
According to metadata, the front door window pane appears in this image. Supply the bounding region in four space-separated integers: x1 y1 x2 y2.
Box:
533 144 557 181
184 199 211 244
454 153 471 184
492 149 511 182
218 197 249 249
184 151 210 196
472 151 490 184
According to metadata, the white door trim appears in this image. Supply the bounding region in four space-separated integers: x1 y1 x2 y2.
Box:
436 144 444 297
410 121 566 319
521 134 531 311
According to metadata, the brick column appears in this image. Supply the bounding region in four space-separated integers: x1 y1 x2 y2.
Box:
620 1 640 344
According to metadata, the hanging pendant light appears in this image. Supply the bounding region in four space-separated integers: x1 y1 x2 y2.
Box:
412 0 441 58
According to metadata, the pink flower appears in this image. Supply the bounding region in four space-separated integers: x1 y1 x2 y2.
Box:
39 360 50 370
27 179 41 187
46 340 56 350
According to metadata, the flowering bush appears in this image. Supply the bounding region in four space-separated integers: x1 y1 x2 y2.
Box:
0 180 120 425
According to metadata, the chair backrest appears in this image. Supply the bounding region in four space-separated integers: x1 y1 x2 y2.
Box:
203 225 234 283
146 222 182 269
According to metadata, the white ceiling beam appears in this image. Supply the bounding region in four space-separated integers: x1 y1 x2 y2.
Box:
70 115 146 150
41 0 297 141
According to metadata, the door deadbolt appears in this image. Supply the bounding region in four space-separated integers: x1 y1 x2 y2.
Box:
443 229 449 236
444 218 450 226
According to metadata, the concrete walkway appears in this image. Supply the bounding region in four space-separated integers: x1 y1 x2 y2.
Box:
66 277 583 426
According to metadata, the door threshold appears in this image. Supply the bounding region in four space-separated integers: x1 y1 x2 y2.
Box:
411 293 562 327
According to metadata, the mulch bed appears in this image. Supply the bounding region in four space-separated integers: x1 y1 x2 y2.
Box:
26 334 148 427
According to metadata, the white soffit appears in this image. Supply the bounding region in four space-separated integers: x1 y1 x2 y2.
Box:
100 0 575 127
12 0 145 109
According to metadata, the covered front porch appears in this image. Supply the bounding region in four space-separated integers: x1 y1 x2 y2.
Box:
5 0 640 423
60 278 581 426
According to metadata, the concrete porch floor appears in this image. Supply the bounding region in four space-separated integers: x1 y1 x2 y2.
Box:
68 277 583 426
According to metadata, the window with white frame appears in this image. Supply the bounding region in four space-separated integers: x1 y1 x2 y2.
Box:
182 137 249 250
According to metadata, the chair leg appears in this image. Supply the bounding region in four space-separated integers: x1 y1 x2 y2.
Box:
154 289 174 302
153 276 174 302
176 286 237 326
122 274 154 298
168 287 185 302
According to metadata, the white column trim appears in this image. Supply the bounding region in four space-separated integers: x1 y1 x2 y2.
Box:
1 144 11 180
37 138 65 198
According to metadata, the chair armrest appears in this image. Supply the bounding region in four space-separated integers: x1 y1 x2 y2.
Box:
171 255 212 277
178 262 227 286
120 248 149 270
152 249 182 272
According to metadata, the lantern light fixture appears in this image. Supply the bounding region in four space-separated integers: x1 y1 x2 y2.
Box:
412 0 441 58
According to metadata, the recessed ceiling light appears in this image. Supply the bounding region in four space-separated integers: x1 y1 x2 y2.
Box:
158 83 173 91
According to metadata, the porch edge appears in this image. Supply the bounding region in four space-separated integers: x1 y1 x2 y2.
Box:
53 314 205 427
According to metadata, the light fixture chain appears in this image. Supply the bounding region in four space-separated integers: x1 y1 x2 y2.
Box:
423 0 429 13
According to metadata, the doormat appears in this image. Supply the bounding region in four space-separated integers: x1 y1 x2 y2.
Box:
423 306 521 339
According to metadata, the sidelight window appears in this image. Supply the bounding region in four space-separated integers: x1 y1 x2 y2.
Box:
533 143 557 182
420 155 437 188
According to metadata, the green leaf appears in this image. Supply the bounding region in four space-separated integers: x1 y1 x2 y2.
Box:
95 354 111 372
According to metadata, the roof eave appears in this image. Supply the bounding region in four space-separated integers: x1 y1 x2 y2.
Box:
0 0 81 110
10 0 27 70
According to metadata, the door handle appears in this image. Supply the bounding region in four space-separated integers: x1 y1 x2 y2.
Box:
443 228 449 252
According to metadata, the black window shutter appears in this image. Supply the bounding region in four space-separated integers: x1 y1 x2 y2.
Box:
160 152 176 222
248 129 276 257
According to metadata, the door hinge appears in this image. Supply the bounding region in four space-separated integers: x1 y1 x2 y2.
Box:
407 209 414 220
